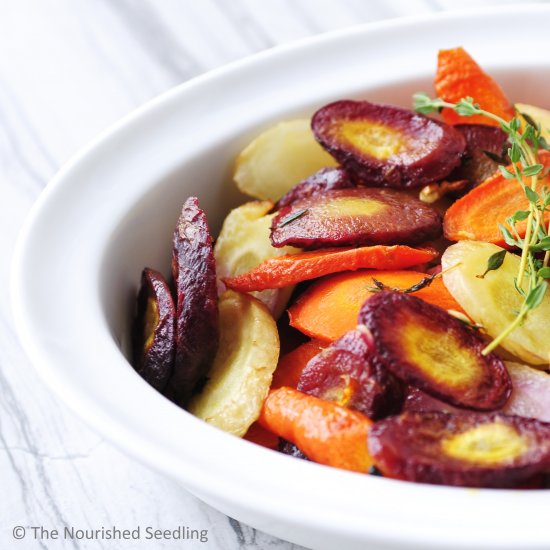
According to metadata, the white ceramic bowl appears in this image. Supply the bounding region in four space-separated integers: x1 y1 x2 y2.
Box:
12 6 550 550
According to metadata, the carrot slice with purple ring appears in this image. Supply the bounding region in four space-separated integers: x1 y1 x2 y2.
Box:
275 167 354 209
132 267 176 391
369 411 550 488
450 124 508 189
297 327 404 419
166 197 219 407
359 291 511 411
311 100 465 188
270 188 442 249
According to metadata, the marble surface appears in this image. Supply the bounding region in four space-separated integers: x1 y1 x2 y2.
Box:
1 1 545 549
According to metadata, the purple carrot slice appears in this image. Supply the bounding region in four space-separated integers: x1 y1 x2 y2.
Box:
450 124 508 190
312 100 465 188
368 411 550 487
275 167 354 209
166 197 219 407
132 267 176 391
297 326 404 419
359 291 511 411
403 385 463 415
404 363 550 425
271 187 442 249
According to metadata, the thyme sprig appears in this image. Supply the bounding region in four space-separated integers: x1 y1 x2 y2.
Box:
366 263 460 294
367 272 440 294
413 93 550 354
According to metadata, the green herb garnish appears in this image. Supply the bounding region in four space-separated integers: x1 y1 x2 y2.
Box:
367 273 438 294
476 250 507 279
367 264 461 294
413 93 550 354
277 208 309 228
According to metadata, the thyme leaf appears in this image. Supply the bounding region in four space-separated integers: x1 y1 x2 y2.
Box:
525 283 548 310
476 250 507 279
277 208 309 228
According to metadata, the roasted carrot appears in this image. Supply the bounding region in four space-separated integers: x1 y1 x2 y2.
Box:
444 151 550 245
259 387 373 472
288 270 466 342
271 340 327 389
243 422 280 450
223 245 438 292
435 47 514 126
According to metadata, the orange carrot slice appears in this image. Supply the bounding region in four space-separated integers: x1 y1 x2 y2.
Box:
271 340 327 389
444 151 550 245
435 47 514 126
259 387 373 472
223 245 438 292
243 422 280 450
288 270 466 342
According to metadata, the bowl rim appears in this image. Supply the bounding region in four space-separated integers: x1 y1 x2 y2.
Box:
11 5 550 549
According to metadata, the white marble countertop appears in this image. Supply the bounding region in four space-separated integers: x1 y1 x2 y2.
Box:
1 1 544 549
